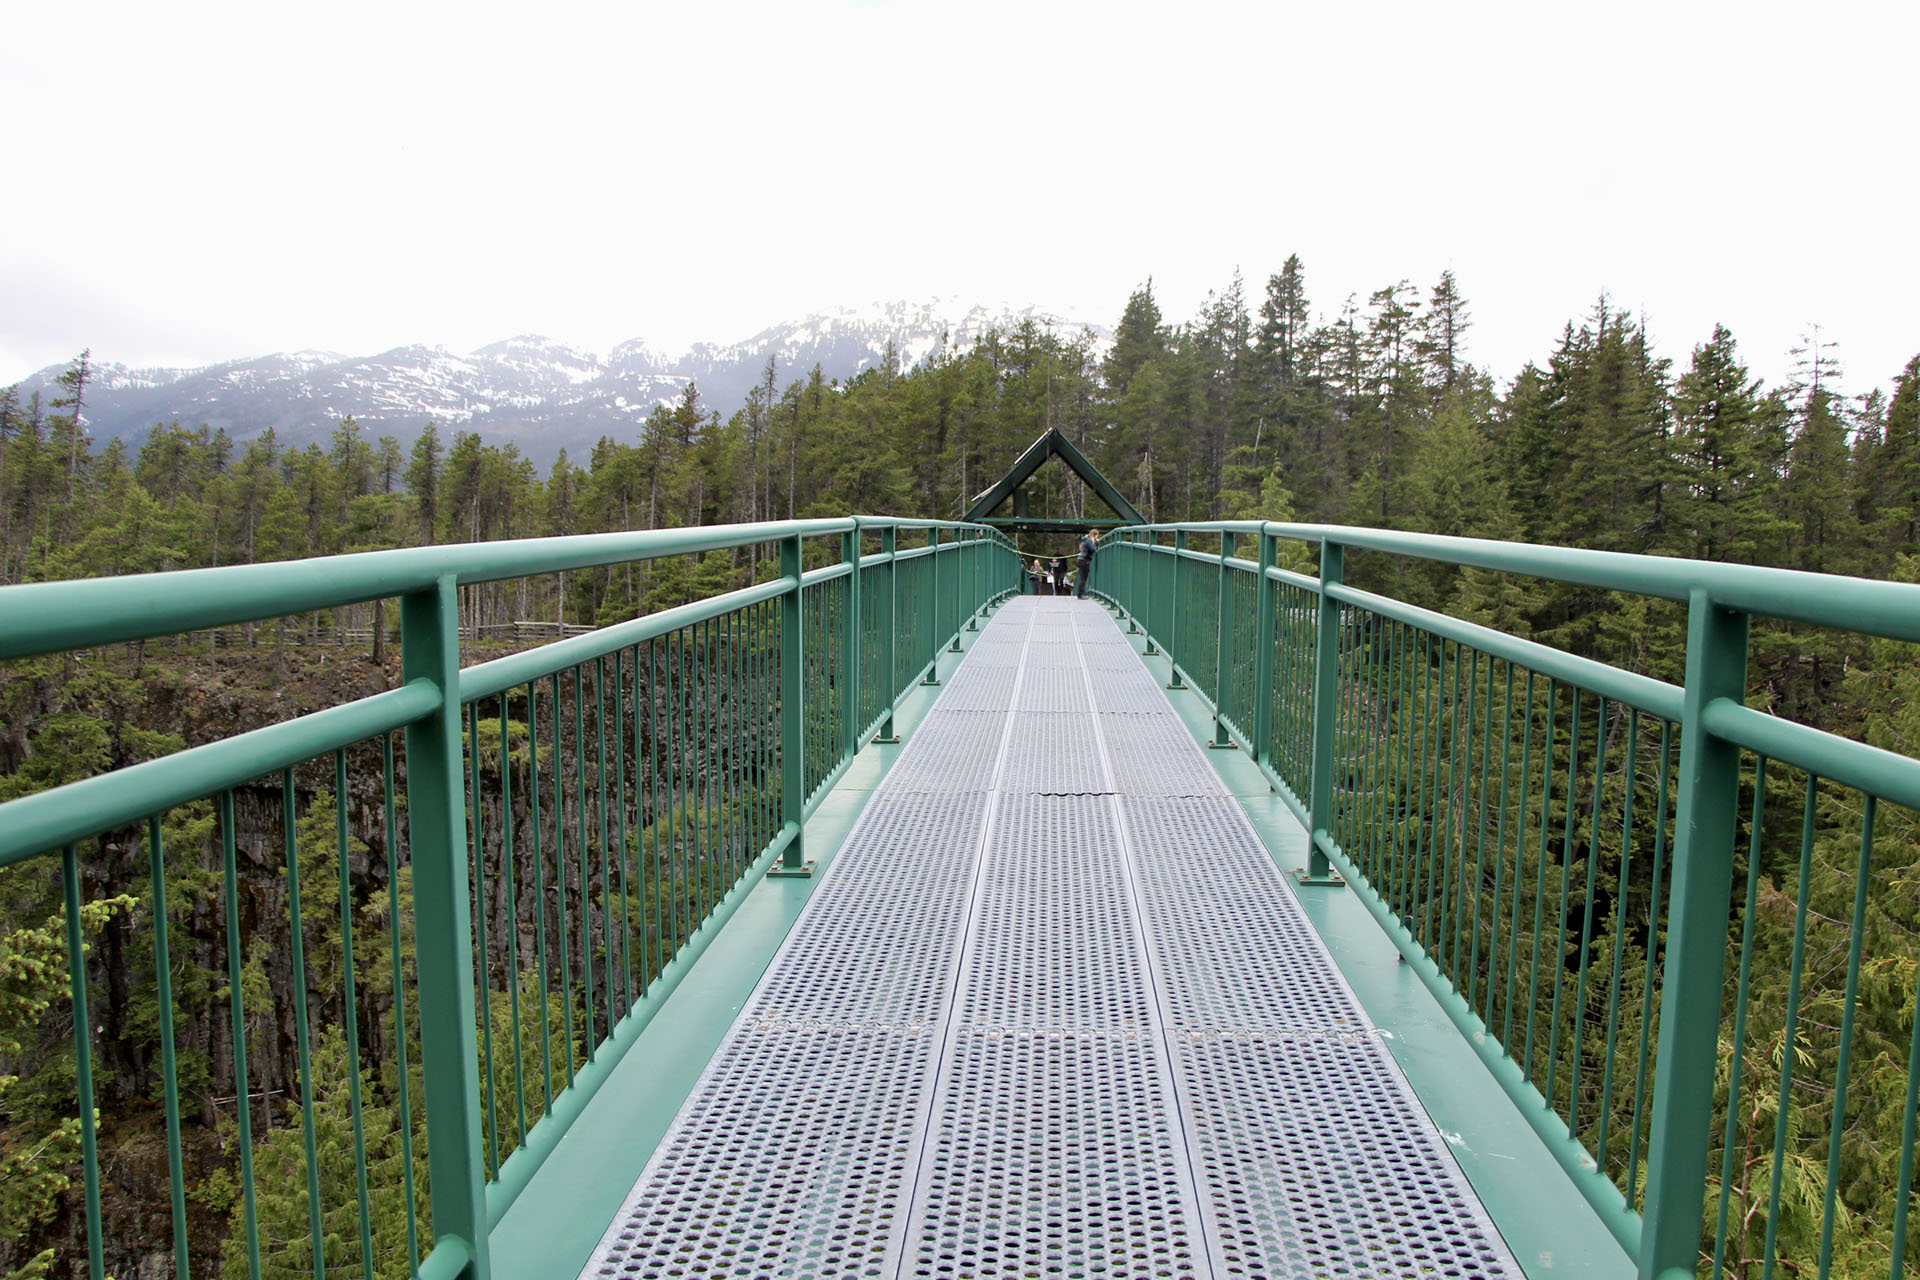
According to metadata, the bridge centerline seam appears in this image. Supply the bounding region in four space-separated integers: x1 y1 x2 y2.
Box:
1069 603 1222 1279
885 602 1040 1280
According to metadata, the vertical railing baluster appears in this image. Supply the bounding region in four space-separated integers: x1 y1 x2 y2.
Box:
551 670 573 1088
220 790 263 1280
1546 693 1582 1114
529 680 553 1113
1525 681 1559 1081
1595 707 1640 1168
468 701 498 1173
594 656 613 1037
400 575 492 1279
1627 722 1675 1208
1760 776 1817 1276
1567 696 1607 1131
334 752 377 1276
383 739 423 1272
1818 797 1878 1279
574 666 595 1053
500 695 529 1148
1711 757 1770 1280
147 816 191 1279
281 769 325 1280
62 845 105 1280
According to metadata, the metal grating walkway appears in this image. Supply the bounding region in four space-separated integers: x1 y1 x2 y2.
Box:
583 597 1523 1279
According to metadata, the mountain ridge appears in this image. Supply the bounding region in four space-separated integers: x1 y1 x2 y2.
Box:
8 300 1111 467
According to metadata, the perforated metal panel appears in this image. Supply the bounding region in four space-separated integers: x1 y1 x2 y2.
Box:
1176 1036 1516 1279
582 598 1521 1280
586 1025 935 1279
901 1028 1201 1279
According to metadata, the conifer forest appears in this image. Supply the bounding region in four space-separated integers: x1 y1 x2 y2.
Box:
5 259 1920 1278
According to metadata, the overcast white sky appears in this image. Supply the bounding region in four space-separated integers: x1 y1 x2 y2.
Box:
3 0 1915 399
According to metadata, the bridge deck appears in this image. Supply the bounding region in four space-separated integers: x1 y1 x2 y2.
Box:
581 597 1521 1279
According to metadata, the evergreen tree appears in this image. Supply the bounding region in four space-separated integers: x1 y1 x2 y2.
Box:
1101 280 1166 402
404 424 443 545
1867 356 1920 560
1416 268 1472 393
1668 325 1786 563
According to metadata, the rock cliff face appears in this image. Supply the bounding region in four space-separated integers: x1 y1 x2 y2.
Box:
9 300 1111 468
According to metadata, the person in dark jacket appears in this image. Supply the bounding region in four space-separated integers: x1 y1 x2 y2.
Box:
1049 556 1067 594
1075 529 1096 597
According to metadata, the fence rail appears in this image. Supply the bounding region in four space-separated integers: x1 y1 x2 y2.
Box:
1095 521 1920 1280
0 517 1019 1280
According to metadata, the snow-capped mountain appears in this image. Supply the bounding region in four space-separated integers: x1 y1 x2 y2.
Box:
8 300 1111 467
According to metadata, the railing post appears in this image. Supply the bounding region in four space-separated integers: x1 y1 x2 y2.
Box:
1142 532 1158 655
948 532 964 651
922 528 942 684
1167 530 1186 690
968 529 981 629
1251 527 1277 774
1125 531 1139 630
1210 532 1237 748
843 523 861 758
876 526 901 742
773 533 811 875
1639 590 1749 1280
1302 540 1344 884
400 576 492 1280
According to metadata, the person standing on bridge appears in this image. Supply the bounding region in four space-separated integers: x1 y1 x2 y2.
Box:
1075 529 1097 598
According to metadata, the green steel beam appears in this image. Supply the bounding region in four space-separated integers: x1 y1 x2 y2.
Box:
0 680 441 869
877 526 901 742
962 427 1145 528
0 516 1000 661
1638 592 1749 1280
1112 518 1920 642
1251 530 1277 770
1303 541 1344 884
773 534 810 875
1211 532 1236 749
401 577 493 1280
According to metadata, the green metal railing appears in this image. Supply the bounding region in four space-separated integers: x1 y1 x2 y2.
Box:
0 518 1017 1280
1094 522 1920 1280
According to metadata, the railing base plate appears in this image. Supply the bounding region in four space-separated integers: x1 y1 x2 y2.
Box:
1291 867 1346 887
767 862 816 879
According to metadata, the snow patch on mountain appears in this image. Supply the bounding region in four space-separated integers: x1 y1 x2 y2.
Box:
8 300 1111 468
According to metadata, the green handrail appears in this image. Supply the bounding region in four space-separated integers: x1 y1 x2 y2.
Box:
1093 519 1920 1280
0 516 1019 1280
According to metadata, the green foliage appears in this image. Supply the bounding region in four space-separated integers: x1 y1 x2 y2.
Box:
217 1027 419 1280
0 892 134 1264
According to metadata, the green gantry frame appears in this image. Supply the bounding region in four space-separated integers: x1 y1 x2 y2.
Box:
963 427 1145 537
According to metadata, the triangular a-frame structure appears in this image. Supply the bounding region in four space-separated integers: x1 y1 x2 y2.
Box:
963 428 1145 536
